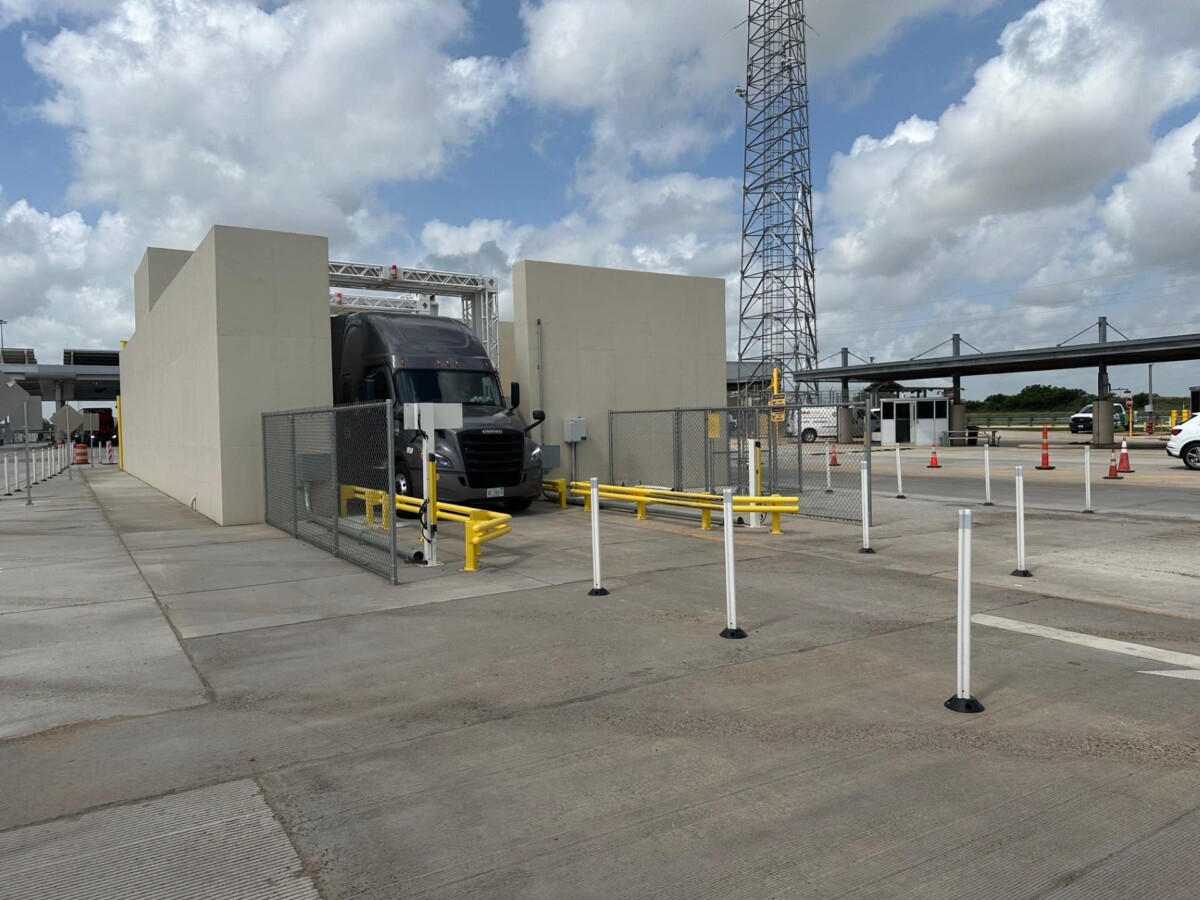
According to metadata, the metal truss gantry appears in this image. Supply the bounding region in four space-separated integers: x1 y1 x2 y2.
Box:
736 0 817 403
328 261 500 363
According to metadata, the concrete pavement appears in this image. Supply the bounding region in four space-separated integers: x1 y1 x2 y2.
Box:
1 463 1199 899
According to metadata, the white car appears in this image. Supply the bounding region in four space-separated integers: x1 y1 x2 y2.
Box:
1166 416 1200 470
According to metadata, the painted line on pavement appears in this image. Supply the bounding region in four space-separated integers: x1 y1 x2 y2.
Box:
973 613 1200 680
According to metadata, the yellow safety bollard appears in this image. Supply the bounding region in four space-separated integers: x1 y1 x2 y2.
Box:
1171 410 1179 428
1184 409 1192 423
701 507 712 530
771 494 783 535
636 500 647 520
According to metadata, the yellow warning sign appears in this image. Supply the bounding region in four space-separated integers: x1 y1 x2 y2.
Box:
769 393 786 407
707 411 722 439
771 411 786 423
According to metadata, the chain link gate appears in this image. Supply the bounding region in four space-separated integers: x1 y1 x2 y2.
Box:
263 401 399 583
610 403 872 524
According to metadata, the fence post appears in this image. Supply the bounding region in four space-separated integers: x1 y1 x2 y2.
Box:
387 400 397 584
824 443 833 493
672 408 683 492
719 488 747 639
945 508 984 713
894 445 905 499
330 409 340 559
1012 466 1031 577
1082 444 1094 514
859 460 875 554
289 416 299 537
588 476 609 596
982 442 993 506
608 411 615 485
864 411 873 526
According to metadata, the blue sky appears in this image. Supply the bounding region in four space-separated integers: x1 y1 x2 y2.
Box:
1 0 1199 398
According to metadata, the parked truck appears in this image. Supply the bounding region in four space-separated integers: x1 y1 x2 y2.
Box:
788 406 880 443
331 312 544 511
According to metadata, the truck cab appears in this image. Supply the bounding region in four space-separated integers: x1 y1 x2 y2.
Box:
332 313 544 511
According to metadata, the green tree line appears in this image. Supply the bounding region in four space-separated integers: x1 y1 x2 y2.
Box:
965 385 1187 412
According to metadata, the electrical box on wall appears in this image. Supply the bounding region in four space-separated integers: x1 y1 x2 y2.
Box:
563 417 588 443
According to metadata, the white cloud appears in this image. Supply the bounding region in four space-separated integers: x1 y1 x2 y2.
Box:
25 0 515 238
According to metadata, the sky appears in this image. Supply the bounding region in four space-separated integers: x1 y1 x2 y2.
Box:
1 0 1199 401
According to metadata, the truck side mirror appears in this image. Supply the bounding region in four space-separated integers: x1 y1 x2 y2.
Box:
509 382 520 410
525 410 545 434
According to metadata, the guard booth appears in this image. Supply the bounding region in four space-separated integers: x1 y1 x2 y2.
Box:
880 397 949 446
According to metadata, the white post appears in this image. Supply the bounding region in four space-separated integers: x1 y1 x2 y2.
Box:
588 476 608 596
982 443 993 506
859 460 875 554
1082 444 1093 514
945 509 983 712
1012 466 1031 577
894 445 905 499
3 455 10 495
720 488 746 639
824 444 833 493
746 438 762 528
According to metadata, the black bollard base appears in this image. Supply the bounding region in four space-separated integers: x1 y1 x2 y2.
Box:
1082 509 1095 514
858 547 876 554
720 627 748 640
1011 568 1033 578
588 587 610 597
1035 465 1056 471
981 502 994 506
945 695 985 714
896 494 906 499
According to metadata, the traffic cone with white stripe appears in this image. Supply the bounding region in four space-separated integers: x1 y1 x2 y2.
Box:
829 442 841 466
1035 424 1055 470
1102 448 1122 480
1116 438 1134 473
927 443 942 469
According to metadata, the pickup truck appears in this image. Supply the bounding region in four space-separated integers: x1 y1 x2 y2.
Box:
1068 403 1127 434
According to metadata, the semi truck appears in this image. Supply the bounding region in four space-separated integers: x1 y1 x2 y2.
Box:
331 312 544 511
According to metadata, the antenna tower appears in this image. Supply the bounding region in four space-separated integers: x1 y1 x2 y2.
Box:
736 0 817 402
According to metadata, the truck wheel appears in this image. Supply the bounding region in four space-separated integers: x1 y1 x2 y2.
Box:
801 428 818 443
395 466 420 518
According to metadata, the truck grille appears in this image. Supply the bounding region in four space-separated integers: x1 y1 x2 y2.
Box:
458 431 524 489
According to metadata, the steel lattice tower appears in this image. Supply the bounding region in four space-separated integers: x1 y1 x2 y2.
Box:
737 0 817 403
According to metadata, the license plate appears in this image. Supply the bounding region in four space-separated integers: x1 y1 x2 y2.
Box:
487 487 504 498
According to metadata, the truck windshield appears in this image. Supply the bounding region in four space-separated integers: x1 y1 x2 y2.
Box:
395 370 503 408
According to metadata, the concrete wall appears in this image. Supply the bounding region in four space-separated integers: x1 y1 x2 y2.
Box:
513 260 726 482
121 226 331 525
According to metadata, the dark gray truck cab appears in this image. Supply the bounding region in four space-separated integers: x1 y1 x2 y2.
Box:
332 313 544 511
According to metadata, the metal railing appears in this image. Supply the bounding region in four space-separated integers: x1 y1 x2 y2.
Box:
543 480 799 533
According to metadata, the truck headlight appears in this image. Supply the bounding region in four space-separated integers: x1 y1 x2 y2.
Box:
529 445 541 462
432 452 452 468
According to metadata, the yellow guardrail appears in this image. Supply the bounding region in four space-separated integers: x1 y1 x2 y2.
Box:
338 484 512 572
543 480 799 534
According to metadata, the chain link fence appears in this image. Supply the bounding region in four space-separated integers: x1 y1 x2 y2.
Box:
610 404 872 523
263 401 400 583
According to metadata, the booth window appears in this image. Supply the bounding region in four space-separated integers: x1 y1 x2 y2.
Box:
936 400 948 417
882 404 895 420
917 400 934 418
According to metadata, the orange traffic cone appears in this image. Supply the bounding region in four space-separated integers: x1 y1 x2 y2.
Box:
927 444 942 469
828 442 841 466
1035 424 1055 470
1102 448 1122 480
1116 438 1134 473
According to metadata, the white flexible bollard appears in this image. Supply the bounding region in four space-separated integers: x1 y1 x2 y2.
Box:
824 444 833 494
1011 466 1032 577
859 460 875 554
3 455 10 496
719 488 747 639
1082 444 1094 514
587 476 608 597
945 509 984 713
894 445 905 499
982 442 993 506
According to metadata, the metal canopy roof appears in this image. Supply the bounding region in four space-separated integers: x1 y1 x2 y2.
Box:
805 332 1200 383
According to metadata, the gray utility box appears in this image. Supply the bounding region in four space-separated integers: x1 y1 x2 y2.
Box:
563 417 588 443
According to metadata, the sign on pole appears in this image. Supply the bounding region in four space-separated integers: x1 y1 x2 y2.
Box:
51 405 86 434
0 379 30 423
